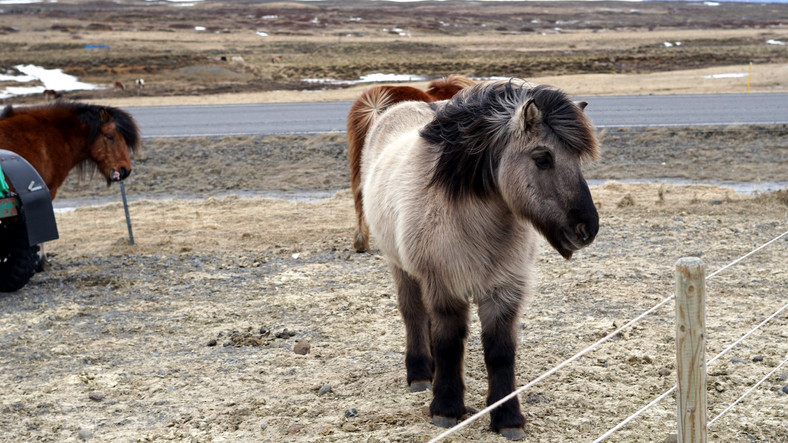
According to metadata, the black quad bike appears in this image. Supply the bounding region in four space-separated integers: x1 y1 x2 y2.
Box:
0 149 59 293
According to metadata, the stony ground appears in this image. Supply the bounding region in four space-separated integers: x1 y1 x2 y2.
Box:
1 128 786 442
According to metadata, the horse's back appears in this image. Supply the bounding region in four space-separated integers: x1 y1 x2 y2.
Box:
361 100 436 176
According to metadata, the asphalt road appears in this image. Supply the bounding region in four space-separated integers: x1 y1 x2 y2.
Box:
128 93 787 138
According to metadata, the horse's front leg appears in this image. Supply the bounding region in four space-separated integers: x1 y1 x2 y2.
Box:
427 289 469 428
478 288 526 440
391 266 432 391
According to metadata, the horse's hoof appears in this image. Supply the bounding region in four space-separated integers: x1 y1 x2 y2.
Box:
432 416 457 428
409 380 432 392
499 427 526 441
352 231 368 252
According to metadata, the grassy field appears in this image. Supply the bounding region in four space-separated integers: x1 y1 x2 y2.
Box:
1 0 787 104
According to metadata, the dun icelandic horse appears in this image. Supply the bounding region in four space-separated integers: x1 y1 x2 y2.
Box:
347 74 476 252
361 79 598 440
0 100 141 200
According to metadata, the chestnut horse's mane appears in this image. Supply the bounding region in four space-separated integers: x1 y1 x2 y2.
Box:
2 100 141 182
422 80 598 201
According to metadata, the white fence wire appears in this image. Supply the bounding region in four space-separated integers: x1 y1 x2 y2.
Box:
429 229 787 443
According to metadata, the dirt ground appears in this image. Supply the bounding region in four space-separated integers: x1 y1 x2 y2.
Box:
1 1 788 442
2 126 787 442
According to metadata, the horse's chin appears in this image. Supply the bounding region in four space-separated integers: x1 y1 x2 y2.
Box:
558 248 574 261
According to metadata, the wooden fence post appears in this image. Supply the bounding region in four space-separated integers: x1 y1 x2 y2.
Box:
675 257 707 443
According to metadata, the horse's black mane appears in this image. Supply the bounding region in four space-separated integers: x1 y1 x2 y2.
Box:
67 100 141 154
421 80 597 201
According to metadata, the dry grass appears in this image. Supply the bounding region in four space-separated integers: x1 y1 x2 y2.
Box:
1 1 787 105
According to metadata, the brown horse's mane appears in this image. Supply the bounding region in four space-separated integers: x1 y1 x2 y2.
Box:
421 80 598 201
3 100 141 182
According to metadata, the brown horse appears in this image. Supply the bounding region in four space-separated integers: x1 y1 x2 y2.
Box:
361 79 598 439
0 100 141 200
347 75 476 252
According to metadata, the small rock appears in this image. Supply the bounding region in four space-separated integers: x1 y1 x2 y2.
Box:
260 423 267 430
317 384 332 396
345 408 357 418
287 424 305 434
662 434 678 443
207 339 217 347
341 423 358 432
88 392 104 402
658 368 672 377
293 340 311 355
730 357 748 364
783 386 788 394
77 428 93 440
275 329 296 339
752 355 764 363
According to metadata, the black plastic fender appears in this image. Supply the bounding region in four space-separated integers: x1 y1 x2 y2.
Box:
0 149 59 246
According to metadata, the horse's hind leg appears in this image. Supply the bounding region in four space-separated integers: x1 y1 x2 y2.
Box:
352 191 369 252
478 289 526 440
392 266 432 391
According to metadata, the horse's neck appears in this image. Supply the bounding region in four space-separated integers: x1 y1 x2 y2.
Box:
41 119 92 195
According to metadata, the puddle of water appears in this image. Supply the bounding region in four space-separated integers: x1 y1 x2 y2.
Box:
52 190 341 212
586 178 787 195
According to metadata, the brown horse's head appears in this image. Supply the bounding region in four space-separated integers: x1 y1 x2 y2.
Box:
76 103 141 185
423 80 599 259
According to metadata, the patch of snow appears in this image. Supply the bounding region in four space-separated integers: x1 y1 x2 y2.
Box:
0 64 104 100
766 39 785 46
703 73 748 79
256 31 268 37
302 73 428 86
194 26 206 31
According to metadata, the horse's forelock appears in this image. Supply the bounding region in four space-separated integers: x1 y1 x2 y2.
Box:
106 107 142 155
530 86 598 160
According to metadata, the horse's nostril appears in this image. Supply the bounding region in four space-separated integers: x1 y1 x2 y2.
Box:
576 223 589 242
119 167 130 179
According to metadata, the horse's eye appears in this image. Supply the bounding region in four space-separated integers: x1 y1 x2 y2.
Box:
533 152 553 170
104 133 115 141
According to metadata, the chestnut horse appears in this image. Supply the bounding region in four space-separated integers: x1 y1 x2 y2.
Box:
347 75 476 252
361 79 598 439
0 100 141 200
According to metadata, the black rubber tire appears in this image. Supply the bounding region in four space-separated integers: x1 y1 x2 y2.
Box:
0 216 40 293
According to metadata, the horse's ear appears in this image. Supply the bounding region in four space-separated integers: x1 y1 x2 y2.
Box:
0 105 14 119
98 108 110 123
520 98 541 132
576 101 588 111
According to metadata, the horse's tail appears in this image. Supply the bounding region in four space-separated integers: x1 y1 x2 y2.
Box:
347 86 395 251
426 75 477 101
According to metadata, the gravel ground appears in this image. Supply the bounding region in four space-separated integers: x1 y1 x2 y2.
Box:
1 128 787 442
